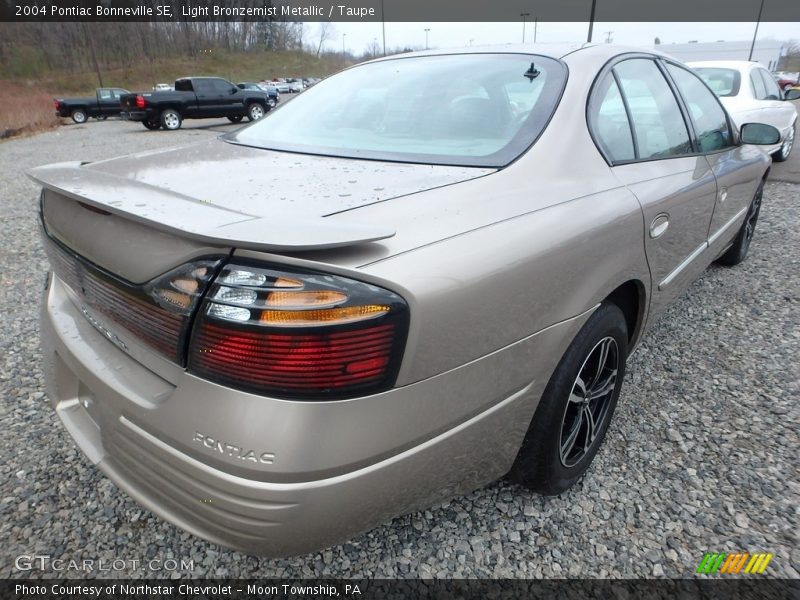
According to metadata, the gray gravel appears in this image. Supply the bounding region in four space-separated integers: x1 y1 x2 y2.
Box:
1 119 798 579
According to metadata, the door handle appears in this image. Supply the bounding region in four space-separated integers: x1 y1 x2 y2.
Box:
650 214 669 239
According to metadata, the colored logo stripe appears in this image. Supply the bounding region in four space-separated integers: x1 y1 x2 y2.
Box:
697 552 773 574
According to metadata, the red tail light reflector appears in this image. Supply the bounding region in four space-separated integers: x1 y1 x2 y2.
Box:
135 95 147 109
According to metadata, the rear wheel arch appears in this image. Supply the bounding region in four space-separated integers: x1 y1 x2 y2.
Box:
603 279 646 349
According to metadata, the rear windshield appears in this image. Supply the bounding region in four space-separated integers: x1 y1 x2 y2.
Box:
693 68 741 97
226 53 567 167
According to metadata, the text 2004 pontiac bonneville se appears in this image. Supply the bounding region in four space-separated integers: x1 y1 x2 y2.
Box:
31 44 780 556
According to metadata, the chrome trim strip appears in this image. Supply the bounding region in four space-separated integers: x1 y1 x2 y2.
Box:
708 206 748 247
658 241 707 291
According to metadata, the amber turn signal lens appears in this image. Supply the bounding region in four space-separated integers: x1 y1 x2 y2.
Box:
264 290 347 308
259 305 389 326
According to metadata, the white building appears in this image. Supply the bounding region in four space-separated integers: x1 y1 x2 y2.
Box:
654 40 786 70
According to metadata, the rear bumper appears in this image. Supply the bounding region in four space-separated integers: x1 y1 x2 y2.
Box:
40 271 586 556
120 110 148 122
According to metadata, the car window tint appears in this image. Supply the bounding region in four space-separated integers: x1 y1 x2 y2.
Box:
667 64 733 153
758 69 782 100
230 54 568 167
175 79 194 92
750 71 767 100
211 79 234 94
589 72 635 162
614 59 692 159
693 68 740 97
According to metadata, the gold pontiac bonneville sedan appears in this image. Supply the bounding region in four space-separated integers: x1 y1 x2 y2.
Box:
30 44 779 556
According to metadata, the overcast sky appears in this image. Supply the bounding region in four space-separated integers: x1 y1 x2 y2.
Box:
318 22 799 54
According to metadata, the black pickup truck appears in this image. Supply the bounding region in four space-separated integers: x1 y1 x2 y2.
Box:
54 88 130 123
120 77 271 130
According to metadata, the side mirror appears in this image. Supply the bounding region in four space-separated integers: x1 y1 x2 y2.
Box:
740 123 781 145
231 87 238 94
784 88 800 101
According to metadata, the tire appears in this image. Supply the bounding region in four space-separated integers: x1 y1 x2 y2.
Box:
227 115 244 123
268 98 277 109
160 108 182 130
95 115 108 121
247 103 265 121
717 179 764 266
509 303 628 495
143 120 161 130
70 109 87 124
771 121 795 162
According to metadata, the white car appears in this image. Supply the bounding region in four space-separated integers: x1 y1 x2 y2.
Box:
689 60 797 162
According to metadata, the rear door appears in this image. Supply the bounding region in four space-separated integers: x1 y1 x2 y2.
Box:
589 56 718 318
752 67 796 132
192 78 220 115
662 62 765 256
97 88 126 117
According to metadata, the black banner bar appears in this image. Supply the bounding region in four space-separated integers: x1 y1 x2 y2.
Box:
3 579 800 600
2 0 800 23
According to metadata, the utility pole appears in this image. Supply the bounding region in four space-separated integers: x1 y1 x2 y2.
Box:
604 31 613 44
521 13 530 43
748 0 765 61
342 32 347 66
534 17 538 43
424 28 430 50
381 0 386 56
587 0 597 43
82 23 104 88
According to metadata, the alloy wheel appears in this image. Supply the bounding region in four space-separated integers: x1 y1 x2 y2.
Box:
780 126 795 160
249 105 264 120
164 112 180 129
743 185 763 250
559 336 619 468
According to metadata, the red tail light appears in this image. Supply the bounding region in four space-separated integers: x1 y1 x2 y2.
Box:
188 262 409 399
53 99 61 109
135 95 147 109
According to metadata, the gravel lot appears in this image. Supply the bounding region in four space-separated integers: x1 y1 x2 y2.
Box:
1 118 798 579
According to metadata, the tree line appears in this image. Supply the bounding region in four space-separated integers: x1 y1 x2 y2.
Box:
0 18 309 78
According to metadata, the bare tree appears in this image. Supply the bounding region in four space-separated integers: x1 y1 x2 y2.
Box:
315 22 335 57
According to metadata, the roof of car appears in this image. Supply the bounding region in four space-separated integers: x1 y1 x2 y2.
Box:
366 43 675 64
686 60 761 70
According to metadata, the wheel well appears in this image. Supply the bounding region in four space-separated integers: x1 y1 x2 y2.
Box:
604 280 645 346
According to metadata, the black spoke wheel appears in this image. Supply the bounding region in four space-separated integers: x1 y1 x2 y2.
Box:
509 303 628 495
717 180 764 267
559 337 619 467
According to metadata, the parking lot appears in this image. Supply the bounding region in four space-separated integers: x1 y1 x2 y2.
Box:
1 117 798 578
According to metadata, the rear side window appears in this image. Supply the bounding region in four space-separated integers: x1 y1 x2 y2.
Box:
693 67 741 97
750 71 767 100
589 73 635 162
614 59 692 159
758 69 782 100
666 64 733 153
175 79 194 92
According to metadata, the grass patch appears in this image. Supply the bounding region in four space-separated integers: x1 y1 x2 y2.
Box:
0 80 60 140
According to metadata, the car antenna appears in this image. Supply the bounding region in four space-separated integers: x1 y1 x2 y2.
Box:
524 63 540 80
